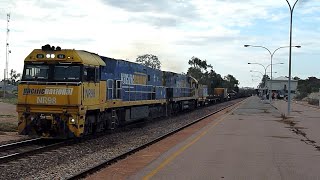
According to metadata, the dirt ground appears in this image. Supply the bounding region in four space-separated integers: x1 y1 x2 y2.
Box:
0 101 26 144
0 101 18 123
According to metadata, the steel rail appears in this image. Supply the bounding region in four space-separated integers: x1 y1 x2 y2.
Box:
67 99 245 180
0 137 42 151
0 139 71 164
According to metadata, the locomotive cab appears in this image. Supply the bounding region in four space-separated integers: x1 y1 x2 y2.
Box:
17 45 106 138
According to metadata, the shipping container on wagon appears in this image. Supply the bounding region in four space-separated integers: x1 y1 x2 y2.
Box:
213 88 228 101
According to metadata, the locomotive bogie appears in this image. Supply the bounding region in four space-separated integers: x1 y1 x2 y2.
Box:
17 110 84 138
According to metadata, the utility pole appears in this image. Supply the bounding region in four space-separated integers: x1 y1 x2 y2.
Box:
4 13 10 98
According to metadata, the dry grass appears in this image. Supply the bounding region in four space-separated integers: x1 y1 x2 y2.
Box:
278 114 296 126
0 114 15 118
280 113 287 120
0 122 18 132
0 97 18 105
263 109 270 113
308 99 319 106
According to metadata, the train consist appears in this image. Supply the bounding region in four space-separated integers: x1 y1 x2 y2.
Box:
17 45 240 138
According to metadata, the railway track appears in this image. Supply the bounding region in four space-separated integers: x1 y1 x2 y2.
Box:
67 99 243 180
0 138 68 164
0 123 156 165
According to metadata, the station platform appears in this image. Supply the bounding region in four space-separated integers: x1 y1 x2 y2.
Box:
129 96 320 180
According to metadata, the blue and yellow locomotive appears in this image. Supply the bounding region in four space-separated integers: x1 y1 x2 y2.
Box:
17 45 202 138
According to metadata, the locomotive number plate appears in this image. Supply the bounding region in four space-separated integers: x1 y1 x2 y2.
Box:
36 97 57 104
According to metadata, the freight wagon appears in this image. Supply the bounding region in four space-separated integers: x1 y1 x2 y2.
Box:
213 88 229 102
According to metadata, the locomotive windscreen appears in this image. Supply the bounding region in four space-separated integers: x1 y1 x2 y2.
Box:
22 64 49 80
22 64 81 81
53 65 81 81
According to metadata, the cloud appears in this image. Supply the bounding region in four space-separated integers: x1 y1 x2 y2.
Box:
100 0 200 27
100 0 197 17
24 38 95 45
129 14 179 27
175 34 238 46
0 0 319 88
101 0 170 12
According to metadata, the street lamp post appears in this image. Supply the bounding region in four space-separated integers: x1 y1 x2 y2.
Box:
248 62 283 99
251 75 262 79
248 62 284 77
286 0 299 115
252 75 262 87
248 63 267 77
244 45 301 102
250 70 264 76
250 70 265 90
250 70 278 76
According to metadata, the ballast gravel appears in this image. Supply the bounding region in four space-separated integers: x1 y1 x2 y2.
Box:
0 100 240 180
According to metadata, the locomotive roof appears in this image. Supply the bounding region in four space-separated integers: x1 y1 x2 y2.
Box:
25 49 106 66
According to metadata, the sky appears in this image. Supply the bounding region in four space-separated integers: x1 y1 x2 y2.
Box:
0 0 319 88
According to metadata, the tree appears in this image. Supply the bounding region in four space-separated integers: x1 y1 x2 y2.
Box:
136 54 161 70
296 76 320 100
188 56 234 93
187 56 211 83
188 56 211 72
222 74 239 92
187 67 203 81
293 76 300 80
259 74 270 88
9 69 21 85
203 69 224 94
187 56 240 93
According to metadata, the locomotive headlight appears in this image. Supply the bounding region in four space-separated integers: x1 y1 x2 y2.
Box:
46 54 55 58
69 118 76 124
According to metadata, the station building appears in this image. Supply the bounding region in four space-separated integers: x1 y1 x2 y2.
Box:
265 76 298 98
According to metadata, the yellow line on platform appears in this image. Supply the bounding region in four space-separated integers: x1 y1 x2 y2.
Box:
143 99 247 180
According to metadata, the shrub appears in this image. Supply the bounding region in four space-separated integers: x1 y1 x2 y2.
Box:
0 122 18 132
295 91 308 100
308 99 319 106
0 91 17 99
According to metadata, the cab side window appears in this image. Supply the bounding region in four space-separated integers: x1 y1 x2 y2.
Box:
96 68 100 81
84 66 96 82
